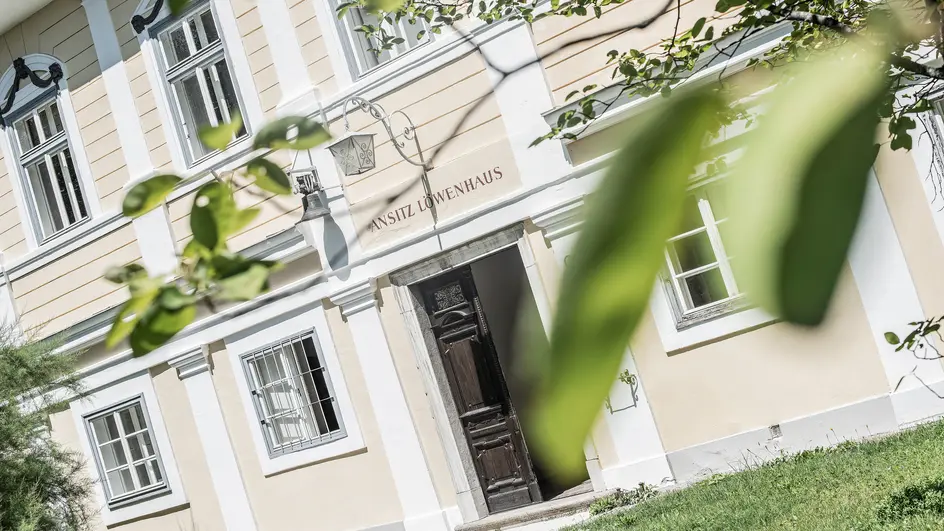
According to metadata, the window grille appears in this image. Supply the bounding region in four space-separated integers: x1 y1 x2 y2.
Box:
85 398 168 506
337 6 429 77
9 98 87 241
154 3 246 164
664 180 740 314
242 333 345 456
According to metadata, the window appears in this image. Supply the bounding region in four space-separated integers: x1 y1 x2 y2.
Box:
242 333 345 456
85 398 168 507
663 179 741 323
8 98 88 241
337 7 429 77
154 4 246 164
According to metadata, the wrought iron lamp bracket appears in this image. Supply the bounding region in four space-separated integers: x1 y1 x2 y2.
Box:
341 96 429 170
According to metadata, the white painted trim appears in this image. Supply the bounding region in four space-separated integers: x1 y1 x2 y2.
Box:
328 280 449 531
137 30 187 172
83 0 153 179
168 347 258 531
476 21 569 190
224 301 365 476
255 0 315 112
0 128 36 249
211 0 265 131
69 371 187 526
56 76 103 219
649 289 777 354
848 172 944 424
307 0 355 89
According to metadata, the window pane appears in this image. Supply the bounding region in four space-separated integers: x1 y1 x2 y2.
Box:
106 468 136 498
704 181 729 220
62 149 87 219
684 268 728 309
200 10 220 45
202 68 224 125
213 59 245 138
14 116 42 152
127 431 155 462
119 403 147 434
670 230 716 273
91 415 120 443
27 159 64 238
160 26 191 69
173 72 212 160
98 440 128 470
677 193 704 234
49 153 75 224
50 102 63 133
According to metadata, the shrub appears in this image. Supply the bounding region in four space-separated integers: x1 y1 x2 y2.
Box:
589 483 659 515
876 476 944 523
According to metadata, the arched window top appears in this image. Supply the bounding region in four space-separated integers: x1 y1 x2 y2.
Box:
0 55 65 126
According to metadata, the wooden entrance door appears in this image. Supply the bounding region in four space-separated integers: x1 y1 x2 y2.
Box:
419 266 541 514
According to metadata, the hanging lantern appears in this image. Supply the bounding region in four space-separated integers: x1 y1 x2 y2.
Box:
326 131 377 176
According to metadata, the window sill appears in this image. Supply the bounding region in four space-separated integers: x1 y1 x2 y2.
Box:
649 287 777 354
260 431 366 476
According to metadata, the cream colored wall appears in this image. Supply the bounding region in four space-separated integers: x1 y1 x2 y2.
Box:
873 142 944 322
290 0 338 98
211 304 404 531
12 224 140 334
524 220 889 456
532 0 724 105
48 407 106 530
0 151 28 260
149 363 228 531
376 277 459 508
232 0 279 117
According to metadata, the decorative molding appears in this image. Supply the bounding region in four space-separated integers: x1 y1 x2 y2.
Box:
531 197 585 243
330 279 378 317
132 0 164 34
389 225 523 286
0 58 62 123
167 347 210 379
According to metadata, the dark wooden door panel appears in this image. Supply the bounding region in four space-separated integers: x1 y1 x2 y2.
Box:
420 268 540 513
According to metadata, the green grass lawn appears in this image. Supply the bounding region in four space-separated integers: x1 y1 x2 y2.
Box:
566 419 944 530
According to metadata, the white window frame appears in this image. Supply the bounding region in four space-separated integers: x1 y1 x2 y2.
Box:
0 55 102 250
132 0 264 174
69 372 186 526
650 177 775 353
332 1 431 79
226 302 364 476
83 395 170 507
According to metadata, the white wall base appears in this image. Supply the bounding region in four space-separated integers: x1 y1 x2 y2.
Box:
601 454 675 491
891 378 944 427
664 393 899 484
404 510 453 531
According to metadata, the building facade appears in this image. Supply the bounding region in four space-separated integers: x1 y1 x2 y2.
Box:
1 0 943 529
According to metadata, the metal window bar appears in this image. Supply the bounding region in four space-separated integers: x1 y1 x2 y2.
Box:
243 333 345 456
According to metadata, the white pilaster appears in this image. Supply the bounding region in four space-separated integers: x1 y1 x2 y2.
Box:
476 22 570 189
330 280 448 531
167 347 258 531
255 0 317 114
849 172 944 425
84 0 179 275
531 199 675 489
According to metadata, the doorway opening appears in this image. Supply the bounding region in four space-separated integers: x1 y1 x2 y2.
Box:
413 247 589 514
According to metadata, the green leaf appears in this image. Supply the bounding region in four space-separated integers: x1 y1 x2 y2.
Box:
157 285 199 310
105 263 147 284
885 332 901 345
531 88 723 477
169 0 189 16
246 158 292 195
691 17 706 38
216 263 271 301
252 116 331 151
198 114 242 151
366 0 405 12
122 174 181 218
728 42 888 326
231 207 261 234
190 182 237 250
105 284 159 349
129 304 197 357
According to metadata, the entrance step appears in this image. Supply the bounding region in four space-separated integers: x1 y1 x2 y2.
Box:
456 487 615 531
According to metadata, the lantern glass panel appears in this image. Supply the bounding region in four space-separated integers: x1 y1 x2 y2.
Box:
328 132 376 176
